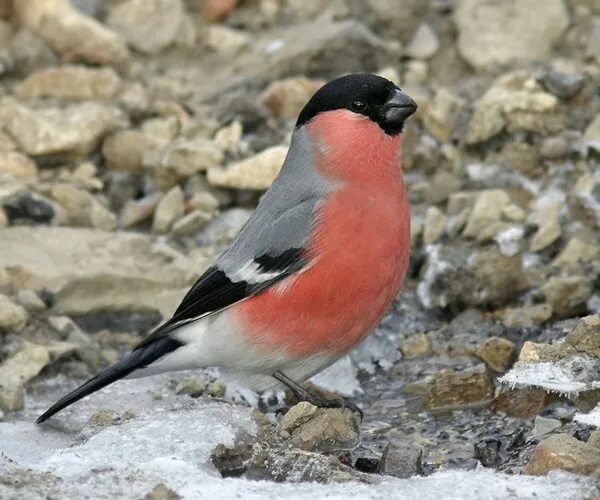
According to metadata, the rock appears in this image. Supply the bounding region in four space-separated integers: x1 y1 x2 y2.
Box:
279 402 359 452
16 290 46 313
531 416 562 437
160 138 224 178
462 190 510 239
261 77 325 119
0 100 127 158
51 184 117 230
213 121 243 156
152 186 185 233
201 0 239 22
425 364 494 412
0 342 51 411
418 245 527 309
1 191 55 224
553 239 600 269
119 193 162 229
172 209 214 236
14 65 121 100
405 23 439 59
517 341 577 363
143 483 181 500
207 146 287 190
565 315 600 357
380 440 423 478
204 25 249 54
423 206 446 245
539 136 569 159
0 208 6 227
107 0 185 55
465 72 560 144
524 434 600 477
422 88 466 143
530 219 561 252
476 337 515 372
14 0 129 66
474 438 503 467
583 114 600 144
399 333 431 358
491 388 550 418
243 16 398 80
0 294 28 332
542 276 594 318
0 152 37 179
0 227 187 315
175 377 208 396
502 304 553 328
537 71 586 99
455 0 569 70
102 130 145 172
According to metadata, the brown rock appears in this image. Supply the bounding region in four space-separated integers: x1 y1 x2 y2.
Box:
566 315 600 357
144 483 181 500
261 77 325 119
425 364 494 412
476 337 515 372
280 402 359 452
524 434 600 477
102 130 145 172
0 152 37 179
491 388 550 418
201 0 239 22
399 333 432 358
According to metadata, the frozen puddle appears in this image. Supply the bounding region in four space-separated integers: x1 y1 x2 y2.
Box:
1 375 598 500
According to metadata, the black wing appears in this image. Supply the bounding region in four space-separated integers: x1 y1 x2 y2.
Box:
135 247 307 350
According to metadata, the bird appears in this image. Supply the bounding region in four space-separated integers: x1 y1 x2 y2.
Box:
36 73 417 424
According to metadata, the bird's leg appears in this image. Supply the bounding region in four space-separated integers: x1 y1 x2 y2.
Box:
273 371 363 419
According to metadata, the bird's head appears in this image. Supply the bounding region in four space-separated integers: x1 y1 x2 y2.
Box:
296 73 417 136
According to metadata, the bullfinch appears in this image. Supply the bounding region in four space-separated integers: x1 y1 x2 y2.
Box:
37 73 417 423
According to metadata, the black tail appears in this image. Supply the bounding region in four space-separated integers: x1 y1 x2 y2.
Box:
36 336 183 424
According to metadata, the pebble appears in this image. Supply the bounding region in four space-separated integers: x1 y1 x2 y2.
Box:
476 337 515 373
152 186 185 233
0 294 28 332
425 364 494 412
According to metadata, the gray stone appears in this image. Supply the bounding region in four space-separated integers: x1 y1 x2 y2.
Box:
381 441 423 478
537 71 585 99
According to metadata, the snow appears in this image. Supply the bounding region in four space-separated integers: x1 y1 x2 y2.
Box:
1 374 597 500
494 226 524 257
575 404 600 428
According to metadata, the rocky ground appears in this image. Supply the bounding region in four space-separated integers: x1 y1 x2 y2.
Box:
0 0 599 498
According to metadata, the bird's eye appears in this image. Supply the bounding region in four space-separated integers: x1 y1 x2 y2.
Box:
351 99 367 112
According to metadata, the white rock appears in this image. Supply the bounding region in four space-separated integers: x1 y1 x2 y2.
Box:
207 146 288 190
205 25 249 54
0 152 38 179
423 206 447 245
463 190 511 239
51 184 117 230
455 0 569 70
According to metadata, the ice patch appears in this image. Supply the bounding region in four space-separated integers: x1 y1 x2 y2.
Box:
417 244 450 309
494 226 524 257
1 377 596 500
575 404 600 428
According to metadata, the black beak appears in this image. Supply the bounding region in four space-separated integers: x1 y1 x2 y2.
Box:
382 88 418 125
